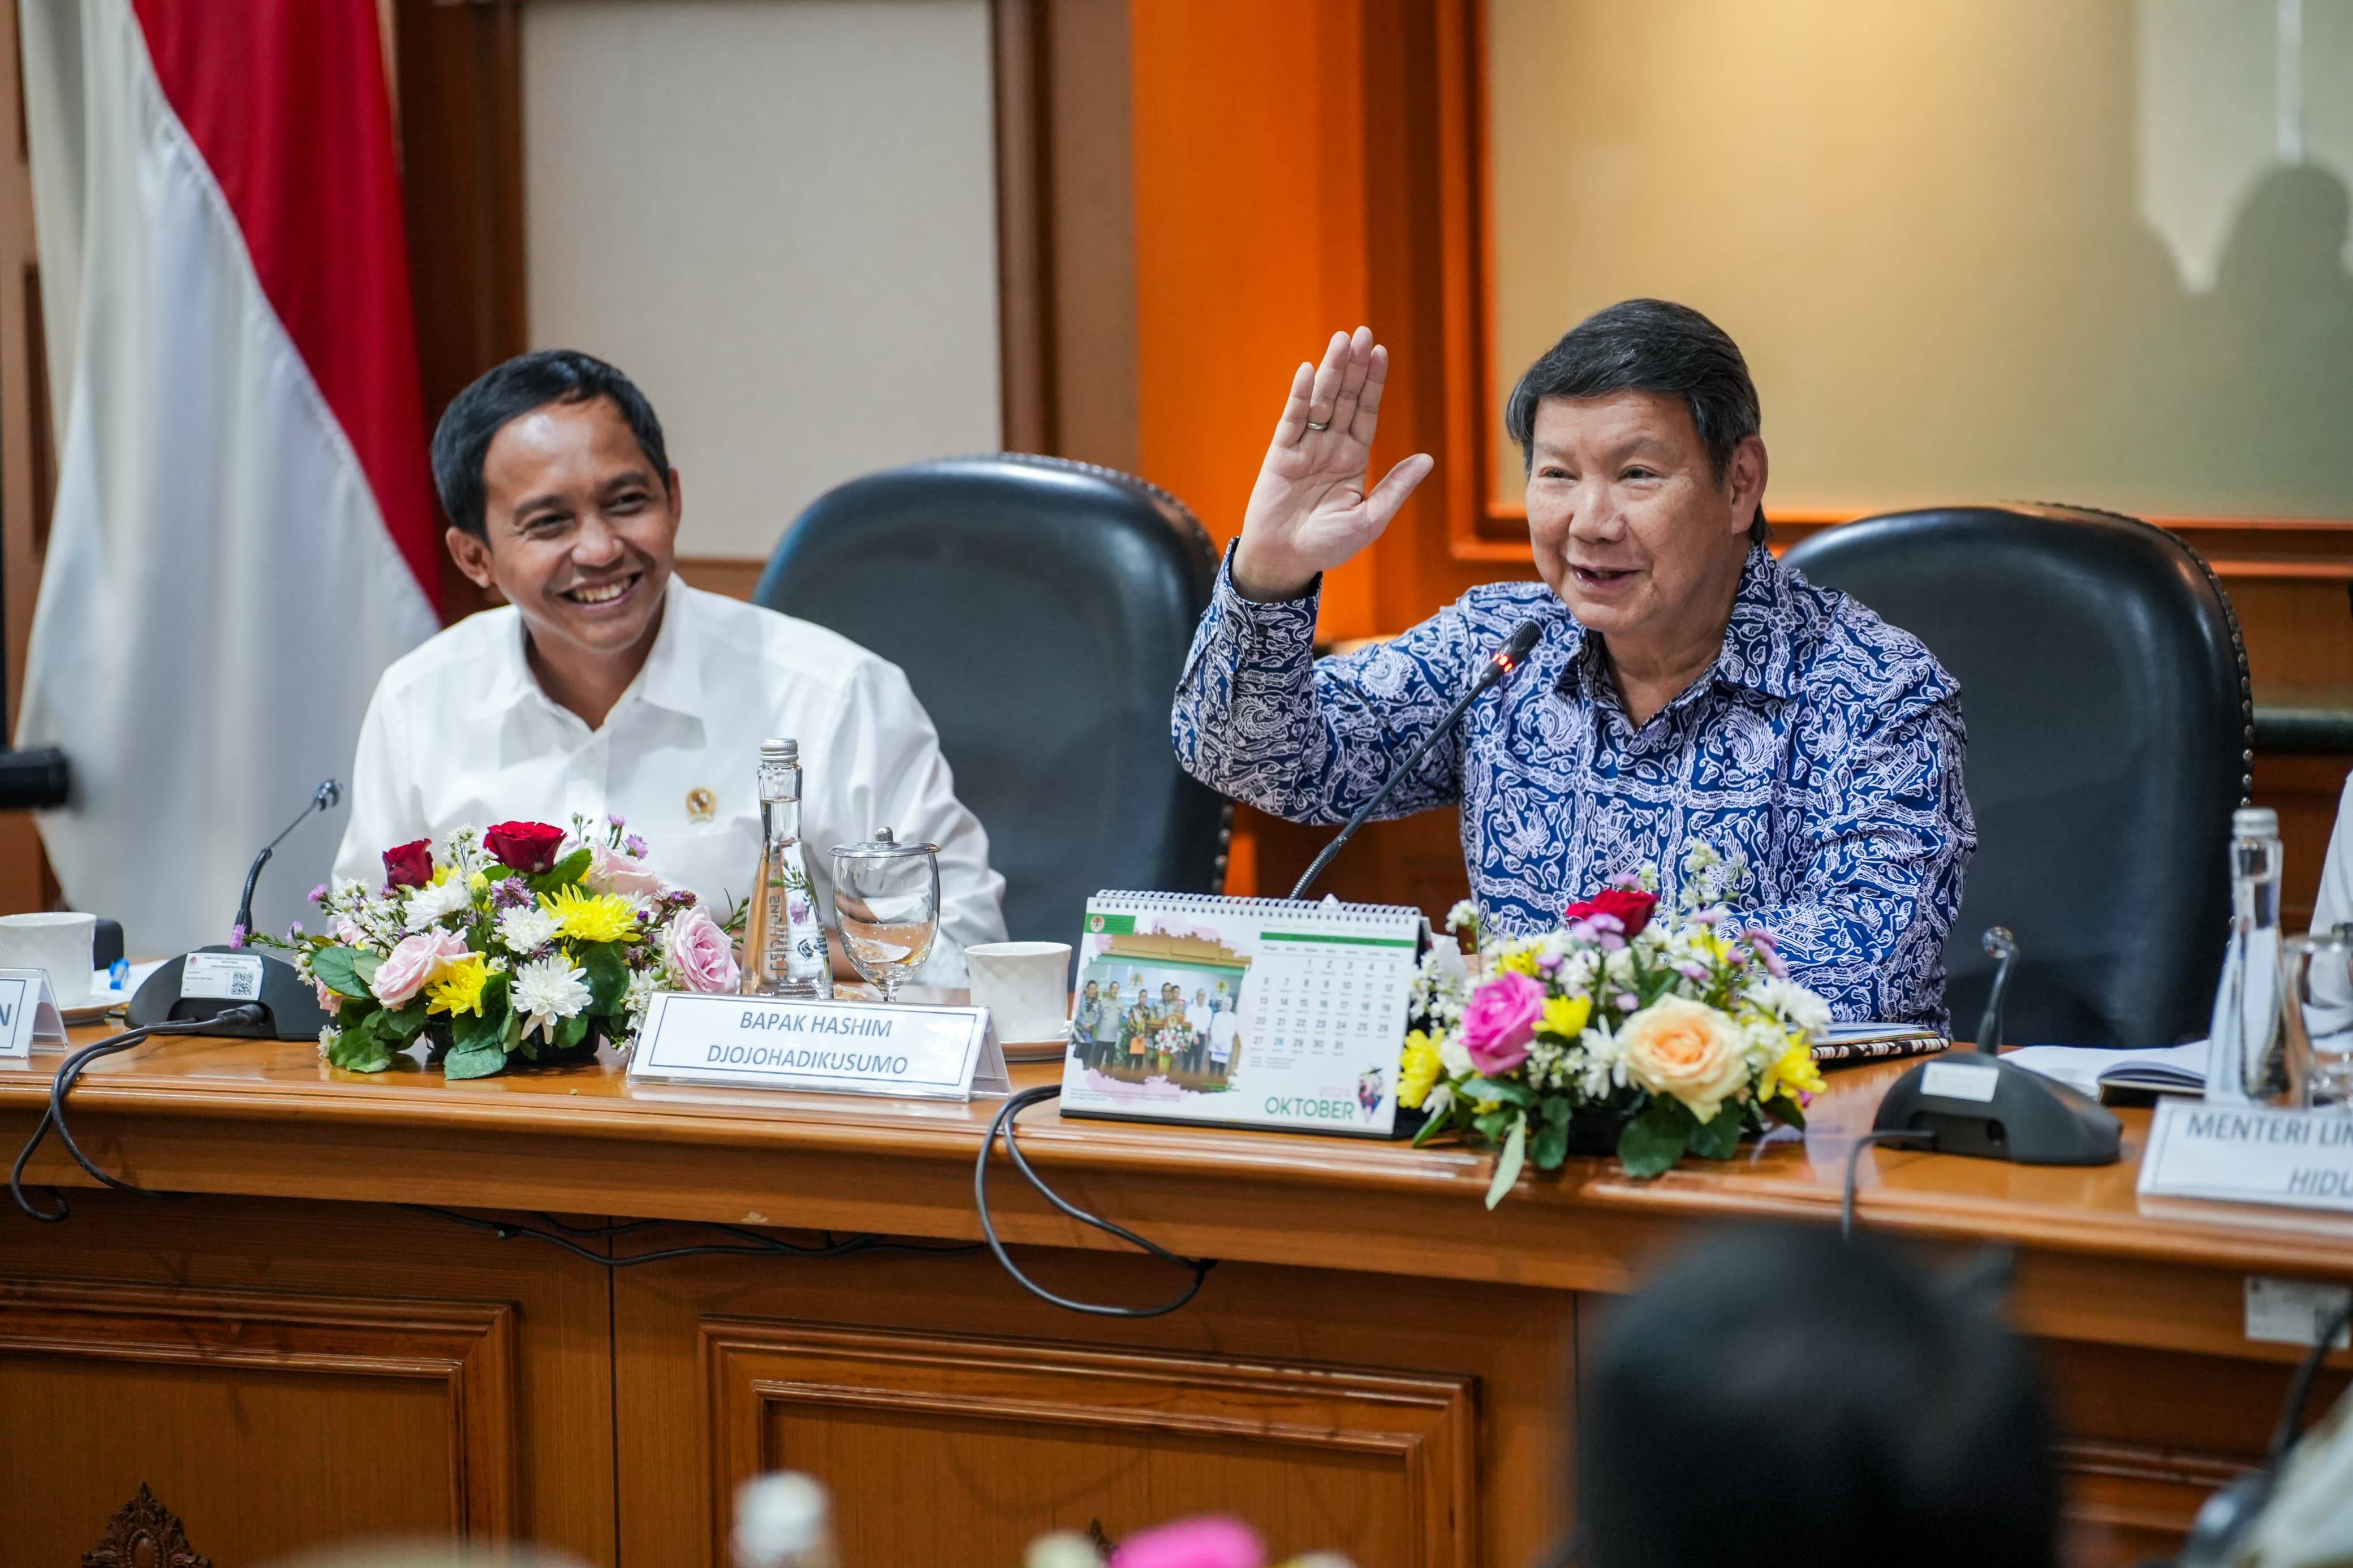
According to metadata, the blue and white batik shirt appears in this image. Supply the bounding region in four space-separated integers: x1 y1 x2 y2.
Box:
1172 543 1975 1029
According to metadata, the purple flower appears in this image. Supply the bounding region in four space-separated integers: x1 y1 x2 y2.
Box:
491 878 533 910
229 923 248 950
287 921 306 939
1538 953 1563 971
1692 908 1723 927
1677 961 1709 981
307 883 329 905
1615 992 1639 1011
1746 927 1789 979
623 834 649 858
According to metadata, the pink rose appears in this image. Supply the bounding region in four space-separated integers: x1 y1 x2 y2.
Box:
1459 970 1546 1076
587 840 665 899
665 904 740 995
314 978 341 1010
1112 1517 1263 1568
370 929 470 1007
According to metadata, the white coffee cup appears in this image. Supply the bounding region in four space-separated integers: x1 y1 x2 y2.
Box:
0 912 96 1008
967 941 1073 1043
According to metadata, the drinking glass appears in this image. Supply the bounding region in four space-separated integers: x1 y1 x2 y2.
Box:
2287 928 2353 1109
828 830 940 1004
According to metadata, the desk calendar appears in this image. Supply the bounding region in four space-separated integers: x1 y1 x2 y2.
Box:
1058 891 1427 1138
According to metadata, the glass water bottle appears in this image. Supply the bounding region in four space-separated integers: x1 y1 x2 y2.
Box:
2206 806 2295 1105
744 737 833 999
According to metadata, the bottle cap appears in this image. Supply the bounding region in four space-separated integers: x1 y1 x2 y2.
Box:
734 1471 830 1565
2234 806 2279 839
761 737 798 763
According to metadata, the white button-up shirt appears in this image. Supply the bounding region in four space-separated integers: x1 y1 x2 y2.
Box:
334 577 1006 981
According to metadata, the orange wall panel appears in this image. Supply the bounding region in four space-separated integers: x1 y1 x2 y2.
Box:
1130 0 1379 640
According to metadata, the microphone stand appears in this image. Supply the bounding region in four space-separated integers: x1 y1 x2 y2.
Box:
1290 621 1542 901
232 779 342 946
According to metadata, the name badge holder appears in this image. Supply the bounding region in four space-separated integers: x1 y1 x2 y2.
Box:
0 969 71 1060
629 991 1010 1102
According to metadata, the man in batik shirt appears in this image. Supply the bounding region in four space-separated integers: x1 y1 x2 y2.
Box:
1171 300 1975 1028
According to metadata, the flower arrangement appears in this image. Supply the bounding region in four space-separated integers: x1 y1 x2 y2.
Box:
268 816 741 1079
1402 844 1832 1205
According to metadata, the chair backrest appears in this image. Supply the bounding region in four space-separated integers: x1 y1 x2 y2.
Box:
754 455 1229 950
1782 504 2250 1047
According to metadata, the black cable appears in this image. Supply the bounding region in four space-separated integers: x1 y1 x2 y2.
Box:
407 1206 984 1269
1841 1127 1936 1240
11 1008 265 1223
2268 1293 2353 1467
974 1083 1214 1317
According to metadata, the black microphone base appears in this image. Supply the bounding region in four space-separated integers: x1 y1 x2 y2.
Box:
128 947 333 1042
1872 1050 2122 1165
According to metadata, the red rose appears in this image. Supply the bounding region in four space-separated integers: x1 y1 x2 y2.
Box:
1565 887 1658 938
381 839 434 889
484 820 568 875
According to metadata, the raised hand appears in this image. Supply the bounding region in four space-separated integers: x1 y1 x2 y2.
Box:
1230 326 1435 602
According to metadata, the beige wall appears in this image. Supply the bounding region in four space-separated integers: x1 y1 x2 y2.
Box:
1488 0 2353 520
524 0 1001 562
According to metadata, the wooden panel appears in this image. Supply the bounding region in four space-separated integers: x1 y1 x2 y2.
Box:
703 1323 1476 1568
674 555 764 603
0 1190 618 1565
0 1279 517 1563
2255 751 2346 933
615 1249 1562 1568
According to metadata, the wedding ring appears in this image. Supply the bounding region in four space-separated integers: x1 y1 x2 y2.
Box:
1304 420 1331 431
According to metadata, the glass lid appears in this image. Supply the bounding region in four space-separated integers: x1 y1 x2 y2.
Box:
829 826 938 862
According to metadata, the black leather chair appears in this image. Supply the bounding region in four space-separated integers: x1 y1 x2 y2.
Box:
754 455 1230 952
1783 504 2250 1047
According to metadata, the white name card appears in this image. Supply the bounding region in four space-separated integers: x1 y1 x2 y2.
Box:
0 970 69 1060
2140 1099 2353 1212
628 991 1010 1102
181 952 265 1001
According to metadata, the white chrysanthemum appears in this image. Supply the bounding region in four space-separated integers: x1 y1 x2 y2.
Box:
402 876 473 932
1438 1032 1476 1078
497 905 562 955
316 1026 337 1059
512 955 593 1041
1445 899 1481 934
1747 977 1831 1039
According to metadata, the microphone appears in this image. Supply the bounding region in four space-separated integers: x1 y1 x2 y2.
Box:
1290 620 1544 901
128 779 345 1041
1973 925 2018 1056
232 778 342 947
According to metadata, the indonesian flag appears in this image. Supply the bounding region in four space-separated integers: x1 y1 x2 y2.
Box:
15 0 439 956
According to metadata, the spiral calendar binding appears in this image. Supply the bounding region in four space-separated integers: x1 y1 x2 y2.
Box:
1087 889 1422 928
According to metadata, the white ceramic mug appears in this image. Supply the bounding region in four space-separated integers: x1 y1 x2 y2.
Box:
0 912 96 1008
967 941 1073 1043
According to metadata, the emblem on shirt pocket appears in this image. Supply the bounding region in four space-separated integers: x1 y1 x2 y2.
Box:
686 787 717 823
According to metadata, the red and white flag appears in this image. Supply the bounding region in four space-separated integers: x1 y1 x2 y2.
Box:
16 0 439 955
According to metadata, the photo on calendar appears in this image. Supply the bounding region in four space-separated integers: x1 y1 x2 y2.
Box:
1068 915 1251 1094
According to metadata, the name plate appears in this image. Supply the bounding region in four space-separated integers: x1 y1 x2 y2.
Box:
2140 1099 2353 1212
628 991 1010 1102
0 970 68 1060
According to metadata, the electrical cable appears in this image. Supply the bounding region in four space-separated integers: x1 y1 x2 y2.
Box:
1840 1126 1936 1241
2268 1292 2353 1468
11 1007 266 1223
974 1082 1215 1318
406 1206 986 1269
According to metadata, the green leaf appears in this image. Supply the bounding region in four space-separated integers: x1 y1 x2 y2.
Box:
1484 1113 1528 1210
1461 1075 1535 1108
442 1040 507 1079
451 1004 503 1054
528 848 594 896
1687 1103 1744 1161
1764 1094 1807 1131
310 946 379 999
1410 1111 1453 1148
1616 1098 1690 1178
326 1011 395 1074
559 1012 591 1048
377 1005 427 1040
1531 1112 1571 1170
578 943 629 1012
1473 1109 1512 1142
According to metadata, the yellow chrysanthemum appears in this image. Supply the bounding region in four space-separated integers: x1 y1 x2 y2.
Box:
1496 949 1542 977
1757 1035 1826 1107
425 954 492 1017
1398 1030 1443 1109
1541 993 1592 1039
542 885 637 944
468 870 490 893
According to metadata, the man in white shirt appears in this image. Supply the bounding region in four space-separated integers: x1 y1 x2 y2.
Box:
334 349 1006 981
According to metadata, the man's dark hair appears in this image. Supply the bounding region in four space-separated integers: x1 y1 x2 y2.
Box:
430 349 672 537
1572 1225 2059 1568
1505 298 1766 543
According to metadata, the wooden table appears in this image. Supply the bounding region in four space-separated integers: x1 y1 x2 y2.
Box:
2 1027 2349 1568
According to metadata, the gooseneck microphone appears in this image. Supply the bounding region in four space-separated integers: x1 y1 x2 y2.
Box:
1973 925 2018 1055
232 778 342 946
129 777 345 1040
1290 619 1544 901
